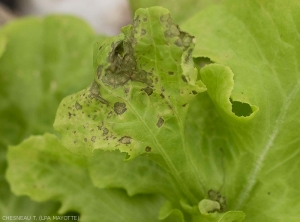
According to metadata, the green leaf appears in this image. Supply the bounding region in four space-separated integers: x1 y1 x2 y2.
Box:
0 15 96 144
54 7 205 204
0 141 60 220
0 15 102 219
88 150 181 201
182 0 300 220
6 134 165 222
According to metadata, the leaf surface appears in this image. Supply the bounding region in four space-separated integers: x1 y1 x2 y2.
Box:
54 7 205 204
0 15 101 219
182 0 300 220
6 134 164 222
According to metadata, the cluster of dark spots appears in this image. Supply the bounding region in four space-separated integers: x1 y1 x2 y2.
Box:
175 32 193 50
156 117 164 128
208 190 226 212
68 112 76 118
114 102 127 115
97 125 102 130
145 146 151 152
141 86 153 96
84 138 87 142
101 39 153 89
160 13 172 25
91 136 96 142
168 71 174 75
119 136 131 145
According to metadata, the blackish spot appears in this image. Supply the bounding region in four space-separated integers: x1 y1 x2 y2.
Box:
68 112 72 119
114 102 127 115
208 189 226 212
103 128 109 136
168 71 174 75
97 126 102 130
192 90 198 95
84 138 87 142
160 94 165 99
182 104 187 107
73 131 76 134
141 87 153 96
119 136 131 145
156 117 164 128
145 146 151 152
182 76 187 82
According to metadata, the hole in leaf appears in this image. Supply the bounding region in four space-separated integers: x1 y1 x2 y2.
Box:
193 57 213 69
230 98 253 117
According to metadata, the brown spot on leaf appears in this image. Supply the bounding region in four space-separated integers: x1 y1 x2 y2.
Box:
103 128 109 135
156 117 164 128
141 87 153 96
145 146 151 152
119 136 131 145
114 102 127 115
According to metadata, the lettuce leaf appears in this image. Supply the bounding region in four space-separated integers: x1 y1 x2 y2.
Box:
182 0 300 220
0 15 97 219
54 6 206 206
4 1 300 221
6 134 165 222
